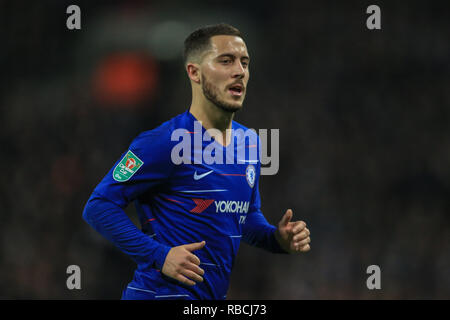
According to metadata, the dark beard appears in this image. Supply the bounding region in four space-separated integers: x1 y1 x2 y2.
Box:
202 75 242 113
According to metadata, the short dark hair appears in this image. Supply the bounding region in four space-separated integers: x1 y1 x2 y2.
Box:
183 23 242 65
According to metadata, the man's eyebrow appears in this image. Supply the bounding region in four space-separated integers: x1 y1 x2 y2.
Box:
216 53 250 60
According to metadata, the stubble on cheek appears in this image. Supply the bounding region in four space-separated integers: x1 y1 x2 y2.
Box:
201 74 243 113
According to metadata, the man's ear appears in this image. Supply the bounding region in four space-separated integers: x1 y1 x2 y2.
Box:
186 63 201 84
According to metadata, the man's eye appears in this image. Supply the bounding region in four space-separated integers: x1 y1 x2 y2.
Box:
221 60 231 64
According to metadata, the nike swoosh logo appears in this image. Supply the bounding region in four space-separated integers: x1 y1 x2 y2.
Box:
193 170 214 180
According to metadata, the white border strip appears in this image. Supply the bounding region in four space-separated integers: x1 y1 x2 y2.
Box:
238 160 259 163
127 286 156 294
178 189 227 193
155 294 191 299
200 262 220 267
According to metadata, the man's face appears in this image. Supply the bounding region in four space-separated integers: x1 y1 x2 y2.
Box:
200 35 250 113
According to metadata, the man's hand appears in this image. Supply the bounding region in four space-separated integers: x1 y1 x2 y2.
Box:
275 209 311 254
161 241 206 286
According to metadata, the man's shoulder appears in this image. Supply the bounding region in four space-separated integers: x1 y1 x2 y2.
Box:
131 111 188 149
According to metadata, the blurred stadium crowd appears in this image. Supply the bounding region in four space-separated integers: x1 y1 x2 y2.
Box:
1 1 450 299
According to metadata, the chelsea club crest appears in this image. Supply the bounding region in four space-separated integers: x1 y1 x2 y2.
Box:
246 165 256 188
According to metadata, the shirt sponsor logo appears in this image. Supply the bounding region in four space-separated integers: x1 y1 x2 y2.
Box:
113 150 144 182
189 199 249 214
215 201 250 214
190 199 215 213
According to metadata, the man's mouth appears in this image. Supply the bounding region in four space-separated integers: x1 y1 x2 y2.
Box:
228 84 244 97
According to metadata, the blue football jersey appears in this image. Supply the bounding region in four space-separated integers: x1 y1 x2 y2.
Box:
83 110 285 300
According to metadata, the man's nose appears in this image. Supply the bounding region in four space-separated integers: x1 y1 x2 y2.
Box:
232 62 245 78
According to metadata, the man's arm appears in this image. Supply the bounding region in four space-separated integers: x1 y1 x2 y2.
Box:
242 206 311 255
241 207 288 253
83 129 206 286
241 157 287 253
83 192 171 270
241 145 311 254
83 195 205 285
82 130 174 269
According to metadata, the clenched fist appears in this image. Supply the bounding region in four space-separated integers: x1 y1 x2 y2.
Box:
275 209 311 254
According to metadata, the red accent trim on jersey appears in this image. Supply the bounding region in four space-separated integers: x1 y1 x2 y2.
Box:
163 197 185 204
143 218 156 225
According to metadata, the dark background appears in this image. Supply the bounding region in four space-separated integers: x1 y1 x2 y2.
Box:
1 0 450 299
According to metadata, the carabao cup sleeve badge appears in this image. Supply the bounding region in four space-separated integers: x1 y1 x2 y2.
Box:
113 150 144 182
246 164 256 188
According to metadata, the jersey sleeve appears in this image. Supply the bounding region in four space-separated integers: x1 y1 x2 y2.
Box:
83 129 175 270
241 140 287 254
93 129 174 208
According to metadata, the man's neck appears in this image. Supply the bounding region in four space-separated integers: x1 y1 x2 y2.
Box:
189 102 234 132
189 101 234 146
